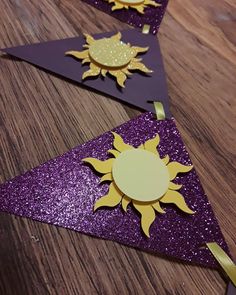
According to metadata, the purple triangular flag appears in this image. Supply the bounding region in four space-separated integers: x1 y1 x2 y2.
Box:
0 112 228 267
1 29 171 117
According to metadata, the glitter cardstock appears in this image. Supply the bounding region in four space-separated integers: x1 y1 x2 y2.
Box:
0 112 228 267
82 0 168 35
2 29 170 116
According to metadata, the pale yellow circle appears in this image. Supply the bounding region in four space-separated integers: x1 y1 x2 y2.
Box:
89 38 135 68
118 0 144 4
112 149 170 202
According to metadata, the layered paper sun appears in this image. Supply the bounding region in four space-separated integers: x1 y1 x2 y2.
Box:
105 0 161 14
83 132 195 237
65 32 152 87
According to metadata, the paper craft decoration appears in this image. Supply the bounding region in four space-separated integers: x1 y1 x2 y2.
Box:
106 0 161 14
84 132 194 237
0 112 228 267
66 32 152 88
1 29 171 117
83 0 168 34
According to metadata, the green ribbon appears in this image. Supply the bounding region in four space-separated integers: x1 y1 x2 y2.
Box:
153 101 166 120
207 242 236 287
142 24 150 34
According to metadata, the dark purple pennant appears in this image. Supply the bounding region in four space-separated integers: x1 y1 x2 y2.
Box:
1 29 171 117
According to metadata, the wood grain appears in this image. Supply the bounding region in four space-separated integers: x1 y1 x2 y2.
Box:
0 0 235 294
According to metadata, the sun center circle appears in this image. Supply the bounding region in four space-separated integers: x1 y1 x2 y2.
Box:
89 38 135 68
117 0 144 5
112 149 170 202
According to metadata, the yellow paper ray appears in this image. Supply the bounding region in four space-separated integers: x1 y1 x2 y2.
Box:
111 2 124 11
162 155 169 165
109 70 127 88
112 132 133 152
160 190 195 214
82 57 90 64
84 34 95 45
111 32 122 40
206 242 236 287
167 162 193 181
132 57 142 62
108 149 120 158
133 201 156 237
136 6 144 14
121 195 131 212
65 50 89 59
132 46 149 54
144 134 160 155
169 182 182 190
152 201 165 214
101 69 107 77
121 68 131 75
94 183 122 211
100 173 113 183
83 158 114 174
145 0 161 7
128 61 152 73
82 63 101 80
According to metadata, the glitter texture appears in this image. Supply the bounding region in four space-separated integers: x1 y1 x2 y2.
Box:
82 0 169 35
89 38 134 67
0 112 228 268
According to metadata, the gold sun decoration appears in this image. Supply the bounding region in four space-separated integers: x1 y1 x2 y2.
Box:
83 132 195 237
105 0 161 14
65 32 152 88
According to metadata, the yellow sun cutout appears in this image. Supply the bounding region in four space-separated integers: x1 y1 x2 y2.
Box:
83 132 195 237
65 32 152 88
106 0 161 14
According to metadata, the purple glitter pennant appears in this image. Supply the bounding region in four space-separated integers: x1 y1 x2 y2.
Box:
1 29 171 117
83 0 169 35
0 112 228 267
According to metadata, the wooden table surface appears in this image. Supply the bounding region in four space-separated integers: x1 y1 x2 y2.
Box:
0 0 235 294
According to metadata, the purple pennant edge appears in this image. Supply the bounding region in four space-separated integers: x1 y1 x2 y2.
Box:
227 283 236 295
